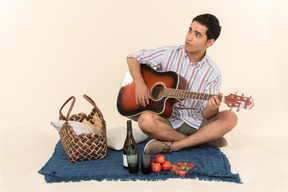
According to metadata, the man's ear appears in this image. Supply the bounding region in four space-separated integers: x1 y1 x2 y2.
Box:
206 39 215 48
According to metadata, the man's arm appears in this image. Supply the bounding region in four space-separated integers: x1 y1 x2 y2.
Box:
126 57 150 107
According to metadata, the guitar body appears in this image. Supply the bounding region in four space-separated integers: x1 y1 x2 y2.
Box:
117 64 187 121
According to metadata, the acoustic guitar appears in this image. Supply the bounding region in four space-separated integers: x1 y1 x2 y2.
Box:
117 64 254 121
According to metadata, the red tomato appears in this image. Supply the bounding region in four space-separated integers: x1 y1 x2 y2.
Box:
178 170 187 176
155 154 165 164
170 166 176 174
162 161 172 171
188 163 194 168
152 163 161 172
181 166 186 171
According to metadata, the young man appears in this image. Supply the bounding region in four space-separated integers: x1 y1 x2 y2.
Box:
126 14 237 154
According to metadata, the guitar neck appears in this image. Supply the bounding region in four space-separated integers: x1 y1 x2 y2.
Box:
162 88 223 102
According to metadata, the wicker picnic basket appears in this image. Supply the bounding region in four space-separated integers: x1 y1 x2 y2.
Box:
58 94 107 163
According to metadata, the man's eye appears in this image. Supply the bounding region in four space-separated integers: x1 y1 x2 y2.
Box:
196 33 201 38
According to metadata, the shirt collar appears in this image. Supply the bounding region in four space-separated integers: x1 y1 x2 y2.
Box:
184 50 207 67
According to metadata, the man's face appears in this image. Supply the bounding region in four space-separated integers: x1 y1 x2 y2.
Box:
184 21 214 56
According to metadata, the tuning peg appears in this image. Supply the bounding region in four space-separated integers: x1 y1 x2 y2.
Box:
230 108 233 111
236 108 240 112
241 93 244 96
248 94 252 98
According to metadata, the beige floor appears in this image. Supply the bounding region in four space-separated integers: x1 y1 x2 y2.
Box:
1 0 288 191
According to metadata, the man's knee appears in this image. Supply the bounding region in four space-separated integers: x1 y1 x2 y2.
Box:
222 110 238 131
138 111 156 133
214 110 238 132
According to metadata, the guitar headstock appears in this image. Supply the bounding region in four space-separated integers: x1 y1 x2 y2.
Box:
223 94 254 112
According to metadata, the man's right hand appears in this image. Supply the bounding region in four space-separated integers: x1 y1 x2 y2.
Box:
135 80 150 107
127 57 151 107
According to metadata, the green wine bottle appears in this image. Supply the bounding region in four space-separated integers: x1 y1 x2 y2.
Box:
123 120 137 169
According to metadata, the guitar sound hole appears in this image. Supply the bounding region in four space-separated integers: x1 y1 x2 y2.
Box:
151 85 164 100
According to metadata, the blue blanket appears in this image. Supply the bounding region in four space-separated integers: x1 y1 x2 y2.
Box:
38 140 241 183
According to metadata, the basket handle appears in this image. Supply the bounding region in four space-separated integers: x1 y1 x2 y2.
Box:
83 94 106 128
83 94 97 108
59 96 76 121
83 94 104 118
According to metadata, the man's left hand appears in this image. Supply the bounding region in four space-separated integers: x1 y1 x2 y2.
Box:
206 92 222 111
202 92 222 119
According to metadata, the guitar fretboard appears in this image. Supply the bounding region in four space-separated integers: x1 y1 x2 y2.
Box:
162 88 223 101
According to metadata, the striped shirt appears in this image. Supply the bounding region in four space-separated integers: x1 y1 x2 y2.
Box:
128 45 221 129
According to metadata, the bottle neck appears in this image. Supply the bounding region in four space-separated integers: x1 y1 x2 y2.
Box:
126 120 133 136
127 126 132 136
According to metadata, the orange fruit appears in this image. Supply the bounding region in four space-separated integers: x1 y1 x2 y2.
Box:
152 163 161 172
162 161 172 171
154 154 165 164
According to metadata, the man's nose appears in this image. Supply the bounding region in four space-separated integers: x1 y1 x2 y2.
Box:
186 33 193 41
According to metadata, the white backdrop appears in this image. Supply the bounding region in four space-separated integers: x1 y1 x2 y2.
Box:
1 0 288 191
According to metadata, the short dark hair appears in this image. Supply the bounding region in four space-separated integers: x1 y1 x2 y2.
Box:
192 14 221 41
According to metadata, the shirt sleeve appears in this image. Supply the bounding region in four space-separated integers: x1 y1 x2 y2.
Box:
127 47 168 68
